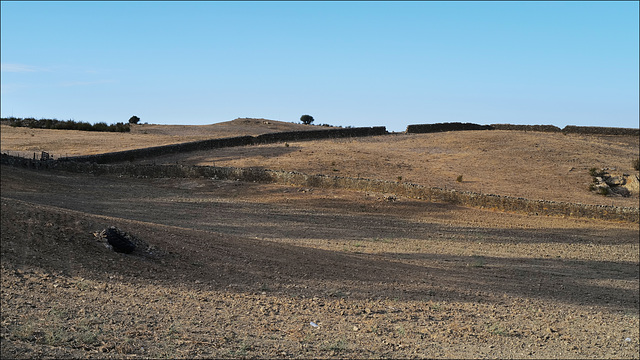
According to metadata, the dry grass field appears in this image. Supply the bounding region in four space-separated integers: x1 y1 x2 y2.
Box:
1 119 639 358
133 129 639 208
0 118 327 157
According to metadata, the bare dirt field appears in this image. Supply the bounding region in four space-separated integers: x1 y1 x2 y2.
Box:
1 120 639 359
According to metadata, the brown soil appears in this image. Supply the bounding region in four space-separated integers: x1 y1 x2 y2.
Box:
1 121 639 359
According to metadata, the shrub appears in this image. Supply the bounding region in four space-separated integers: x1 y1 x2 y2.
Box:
300 114 314 125
128 116 140 124
456 175 463 182
75 122 94 131
0 117 130 132
589 167 605 177
113 122 130 132
91 122 109 132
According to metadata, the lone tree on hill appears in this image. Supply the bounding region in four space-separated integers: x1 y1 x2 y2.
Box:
128 115 140 124
300 114 314 125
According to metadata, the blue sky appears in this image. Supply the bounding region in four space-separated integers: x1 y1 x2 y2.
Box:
1 1 638 132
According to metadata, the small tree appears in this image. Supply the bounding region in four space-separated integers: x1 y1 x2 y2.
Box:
300 114 314 125
128 115 140 124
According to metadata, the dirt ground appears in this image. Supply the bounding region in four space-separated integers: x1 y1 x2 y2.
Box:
1 121 639 359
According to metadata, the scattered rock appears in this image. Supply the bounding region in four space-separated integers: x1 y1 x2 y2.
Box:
383 195 397 202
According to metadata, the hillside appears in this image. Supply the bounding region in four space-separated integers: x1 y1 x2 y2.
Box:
1 120 638 358
129 130 639 208
0 118 326 157
129 118 336 137
2 121 638 207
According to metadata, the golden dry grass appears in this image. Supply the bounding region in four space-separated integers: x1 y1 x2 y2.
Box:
3 121 638 207
137 131 640 207
0 118 324 156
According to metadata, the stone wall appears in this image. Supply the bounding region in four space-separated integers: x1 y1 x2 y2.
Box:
490 124 562 132
58 127 387 164
409 123 639 136
562 125 639 136
60 136 256 164
3 153 637 223
490 124 639 136
406 122 493 133
254 127 387 143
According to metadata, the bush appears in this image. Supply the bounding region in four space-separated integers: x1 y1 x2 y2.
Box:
300 114 314 125
589 167 605 177
128 116 140 124
75 122 94 131
92 122 109 132
113 122 130 132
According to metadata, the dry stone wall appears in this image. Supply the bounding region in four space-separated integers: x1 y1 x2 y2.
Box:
406 123 493 133
2 153 637 223
62 136 255 164
562 125 639 136
408 123 639 136
254 127 387 143
490 124 562 132
489 124 639 136
58 127 387 164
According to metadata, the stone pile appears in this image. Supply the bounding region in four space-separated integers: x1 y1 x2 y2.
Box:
589 168 637 197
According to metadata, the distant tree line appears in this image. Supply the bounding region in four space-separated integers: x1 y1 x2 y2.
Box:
1 117 131 132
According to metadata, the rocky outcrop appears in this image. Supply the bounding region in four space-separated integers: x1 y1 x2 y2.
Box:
589 168 635 197
623 174 640 194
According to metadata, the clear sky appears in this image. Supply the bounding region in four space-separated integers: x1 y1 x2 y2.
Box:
1 1 638 132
